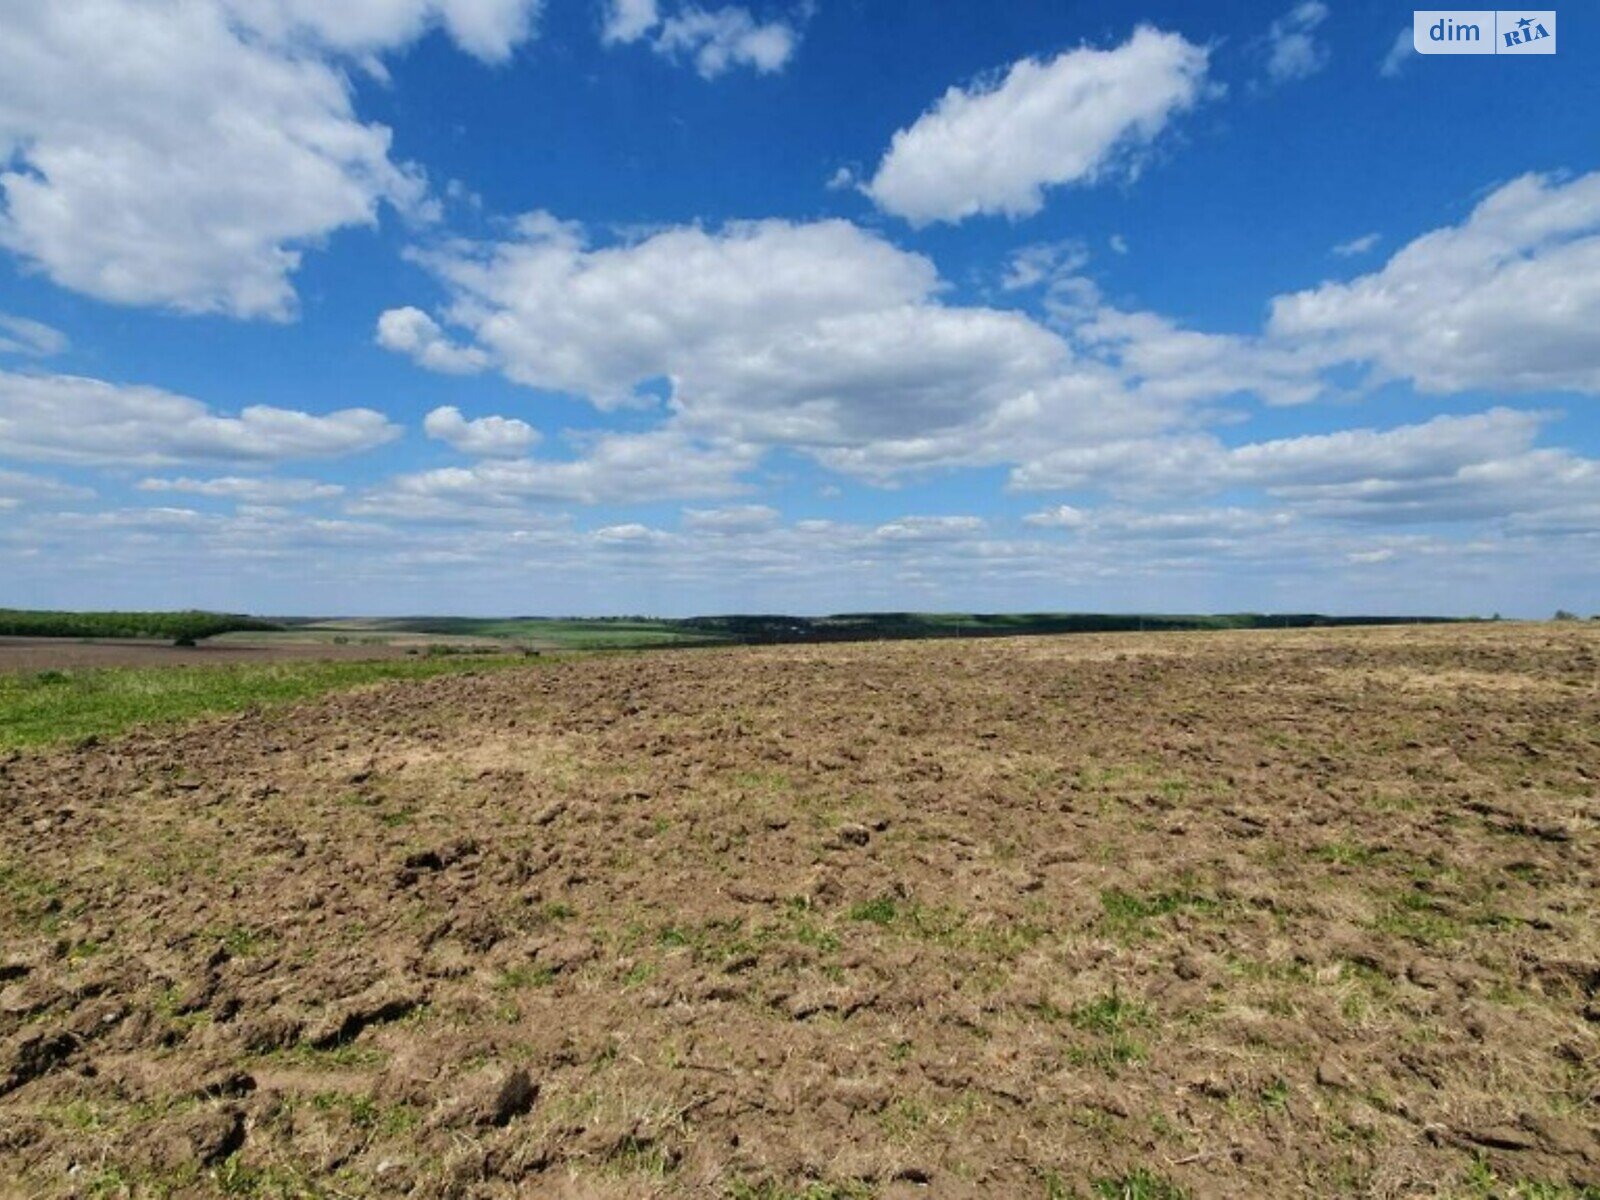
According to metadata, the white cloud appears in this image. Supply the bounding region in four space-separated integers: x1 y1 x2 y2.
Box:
1007 408 1600 531
601 0 660 43
600 1 799 78
383 215 1153 479
135 476 345 503
0 369 400 466
872 515 986 542
354 428 759 514
0 466 95 507
1023 504 1089 529
1065 289 1326 407
1109 234 1129 255
0 1 540 319
1028 505 1295 540
375 308 490 373
423 405 540 456
1379 26 1413 77
0 314 68 358
375 172 1600 518
1001 241 1090 291
1332 232 1380 257
594 521 668 544
864 27 1211 225
682 504 780 532
1012 408 1548 495
1270 172 1600 395
226 0 542 62
1263 1 1330 84
1347 547 1397 564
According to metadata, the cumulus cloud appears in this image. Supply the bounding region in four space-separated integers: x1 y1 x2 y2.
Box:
375 309 490 373
0 314 68 358
135 476 345 503
0 369 400 466
423 405 540 456
1031 172 1600 408
600 0 799 78
377 173 1600 515
1262 1 1330 84
864 27 1211 225
1270 172 1600 394
381 215 1147 478
0 1 540 319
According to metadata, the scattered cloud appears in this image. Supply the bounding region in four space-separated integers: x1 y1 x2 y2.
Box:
682 504 781 532
599 0 800 78
383 215 1155 480
825 166 857 191
0 369 400 466
375 308 490 374
602 0 661 43
1332 232 1381 257
1379 26 1413 77
353 428 759 515
1262 1 1330 84
0 314 68 358
1270 171 1600 395
1001 240 1090 290
0 466 94 507
863 27 1211 225
1007 407 1600 531
423 405 540 457
135 476 345 503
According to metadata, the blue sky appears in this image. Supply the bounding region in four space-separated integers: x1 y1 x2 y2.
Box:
1 1 1596 616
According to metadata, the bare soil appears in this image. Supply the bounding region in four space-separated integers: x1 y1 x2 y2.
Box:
0 624 1596 1197
0 636 499 673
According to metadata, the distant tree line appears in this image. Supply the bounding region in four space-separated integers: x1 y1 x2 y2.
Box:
0 609 282 643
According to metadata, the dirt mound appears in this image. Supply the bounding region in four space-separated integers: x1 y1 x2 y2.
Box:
1 624 1597 1196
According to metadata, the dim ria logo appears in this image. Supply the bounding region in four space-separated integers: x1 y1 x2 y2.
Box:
1414 10 1556 55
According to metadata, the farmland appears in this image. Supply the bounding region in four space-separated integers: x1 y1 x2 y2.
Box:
0 623 1596 1197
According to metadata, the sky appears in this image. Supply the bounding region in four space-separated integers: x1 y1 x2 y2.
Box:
0 0 1596 618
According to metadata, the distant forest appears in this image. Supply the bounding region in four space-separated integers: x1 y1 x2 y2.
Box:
0 610 281 643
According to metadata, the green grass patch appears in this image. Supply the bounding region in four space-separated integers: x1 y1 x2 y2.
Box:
0 655 542 749
1098 886 1217 936
1092 1169 1188 1200
1069 991 1150 1036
